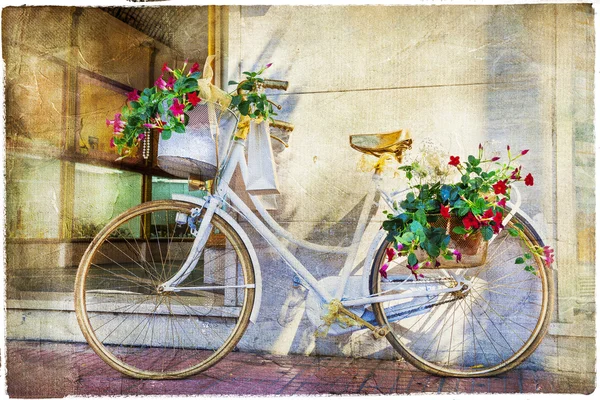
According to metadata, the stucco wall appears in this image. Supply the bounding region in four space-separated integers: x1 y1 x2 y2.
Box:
222 4 595 373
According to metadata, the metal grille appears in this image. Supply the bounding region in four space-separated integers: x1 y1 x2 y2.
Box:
101 5 199 49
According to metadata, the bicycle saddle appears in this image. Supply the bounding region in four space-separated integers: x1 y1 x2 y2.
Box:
349 129 412 163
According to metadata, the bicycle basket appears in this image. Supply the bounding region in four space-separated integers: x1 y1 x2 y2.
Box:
157 102 239 180
418 215 488 268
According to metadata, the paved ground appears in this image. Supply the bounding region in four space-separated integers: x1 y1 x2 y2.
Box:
4 340 595 397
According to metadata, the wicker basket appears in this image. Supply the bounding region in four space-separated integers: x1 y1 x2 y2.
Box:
418 214 488 268
157 102 239 180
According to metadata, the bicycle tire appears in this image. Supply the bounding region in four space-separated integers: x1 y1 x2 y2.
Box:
369 213 554 377
75 200 255 379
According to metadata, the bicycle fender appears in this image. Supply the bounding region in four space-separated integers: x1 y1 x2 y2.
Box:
172 194 263 323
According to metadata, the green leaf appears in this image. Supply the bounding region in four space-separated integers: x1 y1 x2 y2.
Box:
408 252 418 266
514 223 525 231
468 155 480 167
174 122 186 133
410 220 424 233
228 80 239 86
507 228 520 237
515 257 525 264
415 209 427 225
524 252 532 259
461 175 469 184
161 129 172 140
481 225 493 241
452 226 468 235
238 100 250 116
524 265 537 275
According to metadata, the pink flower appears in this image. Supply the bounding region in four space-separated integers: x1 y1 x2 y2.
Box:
543 246 554 267
143 123 156 129
497 198 507 208
524 173 534 186
521 149 529 155
109 137 115 148
189 62 200 74
448 156 460 166
453 249 462 262
166 76 176 89
161 62 172 73
440 204 451 219
127 89 140 102
397 243 404 252
106 113 126 133
379 263 389 279
265 62 273 69
155 75 167 90
386 247 396 263
188 91 201 107
170 98 185 116
138 133 145 141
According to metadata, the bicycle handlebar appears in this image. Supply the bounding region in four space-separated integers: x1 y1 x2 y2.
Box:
262 79 289 91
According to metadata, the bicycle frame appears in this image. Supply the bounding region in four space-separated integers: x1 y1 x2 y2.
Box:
161 133 528 326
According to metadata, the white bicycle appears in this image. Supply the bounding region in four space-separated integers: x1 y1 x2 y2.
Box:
75 79 554 380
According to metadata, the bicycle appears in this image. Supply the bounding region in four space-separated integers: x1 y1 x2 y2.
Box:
74 78 554 380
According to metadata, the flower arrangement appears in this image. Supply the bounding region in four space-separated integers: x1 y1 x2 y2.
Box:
381 144 554 279
106 58 275 158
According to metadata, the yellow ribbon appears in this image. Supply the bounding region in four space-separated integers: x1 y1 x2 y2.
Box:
235 115 265 140
196 55 232 110
358 153 395 174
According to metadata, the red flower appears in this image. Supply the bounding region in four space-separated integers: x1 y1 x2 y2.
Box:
462 212 480 230
497 198 507 208
510 166 521 180
379 263 389 279
127 89 140 102
524 173 534 186
386 247 396 263
188 91 201 107
492 179 508 195
448 156 460 166
169 98 185 116
490 156 500 162
161 62 172 73
482 208 494 221
492 211 504 233
440 204 451 219
521 149 529 155
189 62 200 74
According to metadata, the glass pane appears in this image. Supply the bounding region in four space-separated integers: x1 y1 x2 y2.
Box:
151 176 207 200
5 153 61 239
73 163 142 238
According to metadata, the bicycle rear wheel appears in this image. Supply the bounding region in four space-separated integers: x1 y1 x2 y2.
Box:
370 215 554 377
75 200 255 379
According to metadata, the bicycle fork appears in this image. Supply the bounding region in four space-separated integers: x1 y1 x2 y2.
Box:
159 197 220 292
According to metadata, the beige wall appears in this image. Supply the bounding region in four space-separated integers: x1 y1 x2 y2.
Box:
223 4 595 373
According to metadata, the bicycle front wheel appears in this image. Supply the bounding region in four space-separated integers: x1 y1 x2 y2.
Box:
370 215 554 377
75 200 255 379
